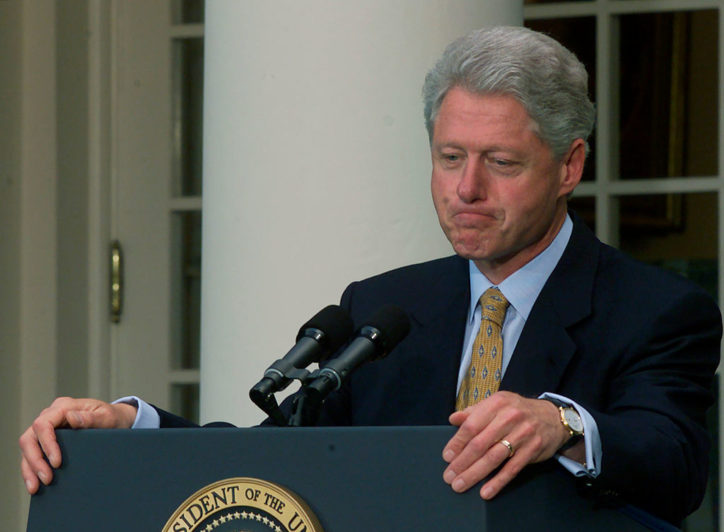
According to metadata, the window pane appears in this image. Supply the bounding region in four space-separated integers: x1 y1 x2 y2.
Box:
619 11 718 179
172 0 204 24
618 192 718 299
171 211 202 369
171 383 200 424
525 17 596 182
568 195 596 233
173 38 204 197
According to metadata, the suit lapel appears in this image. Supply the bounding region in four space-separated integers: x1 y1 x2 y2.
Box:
501 215 599 396
406 256 470 419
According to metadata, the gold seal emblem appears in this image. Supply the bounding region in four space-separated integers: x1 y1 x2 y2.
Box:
163 477 324 532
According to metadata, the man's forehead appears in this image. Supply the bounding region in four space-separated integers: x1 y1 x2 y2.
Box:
431 89 541 148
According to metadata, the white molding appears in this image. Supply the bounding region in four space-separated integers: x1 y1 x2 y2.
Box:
525 0 721 19
169 369 201 384
87 0 112 400
717 8 724 532
576 177 721 196
524 2 598 19
169 196 203 211
594 11 616 245
109 0 121 400
606 0 720 15
169 24 204 38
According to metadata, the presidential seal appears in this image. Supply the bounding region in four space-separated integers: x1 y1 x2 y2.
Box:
163 477 324 532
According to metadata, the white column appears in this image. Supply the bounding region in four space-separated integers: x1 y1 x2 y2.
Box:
202 1 522 425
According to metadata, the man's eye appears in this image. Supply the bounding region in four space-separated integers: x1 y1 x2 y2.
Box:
443 154 460 162
488 157 521 172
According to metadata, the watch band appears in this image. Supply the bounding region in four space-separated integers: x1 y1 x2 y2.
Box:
541 397 584 450
542 397 566 408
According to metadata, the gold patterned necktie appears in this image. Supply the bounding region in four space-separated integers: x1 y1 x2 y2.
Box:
456 287 510 410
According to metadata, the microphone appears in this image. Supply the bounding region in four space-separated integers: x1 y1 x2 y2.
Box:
249 305 354 404
301 304 411 403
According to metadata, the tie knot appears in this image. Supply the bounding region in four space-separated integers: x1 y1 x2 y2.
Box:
479 287 509 328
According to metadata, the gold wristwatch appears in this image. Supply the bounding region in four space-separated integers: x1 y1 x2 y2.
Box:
559 405 584 437
544 398 584 450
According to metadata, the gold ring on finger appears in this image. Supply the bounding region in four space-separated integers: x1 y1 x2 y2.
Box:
498 439 515 458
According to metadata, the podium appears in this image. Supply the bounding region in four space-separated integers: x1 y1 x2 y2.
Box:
27 426 670 531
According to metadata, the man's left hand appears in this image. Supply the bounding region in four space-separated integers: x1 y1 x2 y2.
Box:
442 391 570 499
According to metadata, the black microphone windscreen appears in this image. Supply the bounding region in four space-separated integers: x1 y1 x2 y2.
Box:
296 304 354 351
362 304 410 353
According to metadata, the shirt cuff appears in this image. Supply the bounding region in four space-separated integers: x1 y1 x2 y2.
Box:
539 392 601 478
112 396 161 429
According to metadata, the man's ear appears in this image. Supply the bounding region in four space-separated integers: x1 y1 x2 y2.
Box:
558 139 586 197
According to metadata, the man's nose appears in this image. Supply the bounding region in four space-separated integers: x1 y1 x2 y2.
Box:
457 159 487 203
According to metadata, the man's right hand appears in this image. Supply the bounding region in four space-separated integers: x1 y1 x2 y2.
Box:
19 397 137 494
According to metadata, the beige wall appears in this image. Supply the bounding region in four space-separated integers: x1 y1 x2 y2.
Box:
1 1 98 529
57 0 92 397
0 2 24 530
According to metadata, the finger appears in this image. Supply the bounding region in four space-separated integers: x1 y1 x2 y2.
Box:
445 438 512 492
20 457 40 495
448 408 470 427
65 409 95 429
469 422 552 499
444 402 533 492
444 392 519 462
480 451 529 499
445 404 513 474
73 403 132 429
32 398 88 466
33 417 63 469
445 424 499 475
443 405 497 463
19 429 54 488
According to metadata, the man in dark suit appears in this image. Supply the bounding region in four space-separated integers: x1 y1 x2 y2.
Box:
316 214 720 524
20 26 720 525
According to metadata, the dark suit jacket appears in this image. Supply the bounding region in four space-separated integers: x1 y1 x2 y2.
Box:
159 215 721 523
307 215 721 523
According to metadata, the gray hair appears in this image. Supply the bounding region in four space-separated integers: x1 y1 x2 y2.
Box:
422 26 595 160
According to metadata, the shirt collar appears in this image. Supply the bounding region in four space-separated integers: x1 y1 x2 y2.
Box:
468 214 573 323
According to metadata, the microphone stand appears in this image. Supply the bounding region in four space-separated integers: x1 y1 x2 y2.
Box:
287 371 337 427
252 393 288 427
249 366 313 426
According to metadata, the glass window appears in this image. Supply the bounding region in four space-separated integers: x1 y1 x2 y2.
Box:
172 0 204 24
618 11 718 179
171 211 202 370
618 192 718 299
568 195 596 233
171 383 201 424
172 37 204 197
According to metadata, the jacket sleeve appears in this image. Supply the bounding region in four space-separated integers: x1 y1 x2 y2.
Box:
588 289 721 523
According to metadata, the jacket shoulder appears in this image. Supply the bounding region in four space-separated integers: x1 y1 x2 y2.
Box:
340 255 468 321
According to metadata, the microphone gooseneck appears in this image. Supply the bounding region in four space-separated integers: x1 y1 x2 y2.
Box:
288 304 410 426
249 305 353 424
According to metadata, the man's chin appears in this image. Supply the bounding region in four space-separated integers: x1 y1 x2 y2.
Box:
450 241 494 262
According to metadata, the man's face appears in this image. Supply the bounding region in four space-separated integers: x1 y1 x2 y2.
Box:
430 87 583 281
